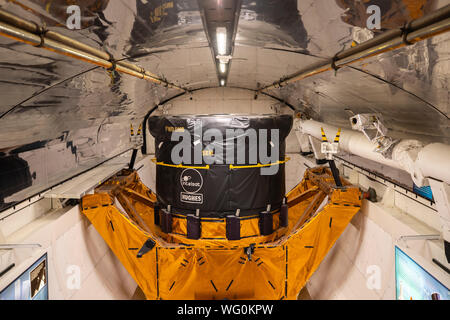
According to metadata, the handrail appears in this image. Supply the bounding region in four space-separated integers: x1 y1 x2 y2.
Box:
229 157 290 169
0 8 186 92
151 158 210 170
259 5 450 92
151 157 291 170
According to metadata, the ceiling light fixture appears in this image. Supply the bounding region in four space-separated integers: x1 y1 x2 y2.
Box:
219 62 227 73
216 27 227 55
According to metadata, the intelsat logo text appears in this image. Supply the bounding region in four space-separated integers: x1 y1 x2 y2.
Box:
180 169 203 204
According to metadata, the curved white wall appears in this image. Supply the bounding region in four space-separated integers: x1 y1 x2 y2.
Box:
155 87 286 115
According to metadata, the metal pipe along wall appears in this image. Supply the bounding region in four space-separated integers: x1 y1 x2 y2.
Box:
297 119 450 187
260 5 450 92
0 9 186 92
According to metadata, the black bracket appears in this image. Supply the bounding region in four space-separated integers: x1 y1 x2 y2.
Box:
445 240 450 264
32 23 48 48
280 200 289 228
160 207 173 233
244 243 256 261
364 187 377 202
401 21 414 46
259 209 273 235
226 215 241 240
154 203 161 226
328 159 342 187
137 238 156 258
331 54 341 76
187 214 201 240
129 148 138 170
107 53 117 72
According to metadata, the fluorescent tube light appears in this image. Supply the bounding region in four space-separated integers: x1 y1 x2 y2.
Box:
216 27 227 55
219 62 227 73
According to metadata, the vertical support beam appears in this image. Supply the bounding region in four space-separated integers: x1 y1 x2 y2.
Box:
129 149 138 170
328 160 342 187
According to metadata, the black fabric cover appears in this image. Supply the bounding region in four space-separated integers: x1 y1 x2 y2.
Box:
149 114 292 217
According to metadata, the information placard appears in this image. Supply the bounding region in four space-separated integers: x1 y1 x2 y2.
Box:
0 253 48 300
395 247 449 300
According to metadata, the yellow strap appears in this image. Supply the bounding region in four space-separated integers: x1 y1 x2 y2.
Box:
334 128 341 143
151 158 209 170
321 127 328 142
150 157 290 170
45 0 53 12
229 157 290 169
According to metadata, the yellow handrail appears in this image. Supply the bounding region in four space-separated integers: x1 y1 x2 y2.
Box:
151 157 290 170
229 157 290 169
151 158 210 170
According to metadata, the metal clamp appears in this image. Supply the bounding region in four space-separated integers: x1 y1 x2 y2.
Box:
136 238 156 258
401 21 414 46
259 204 273 235
280 198 288 227
226 210 241 240
187 209 201 240
244 243 256 261
32 22 47 48
160 205 173 233
107 53 117 72
331 54 341 75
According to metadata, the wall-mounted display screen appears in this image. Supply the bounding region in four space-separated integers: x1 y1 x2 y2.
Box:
395 247 449 300
0 253 48 300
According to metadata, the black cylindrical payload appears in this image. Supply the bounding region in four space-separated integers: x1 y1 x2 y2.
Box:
148 114 293 218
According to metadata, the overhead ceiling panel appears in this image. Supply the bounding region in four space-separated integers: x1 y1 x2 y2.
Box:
268 37 450 144
228 46 326 89
132 47 218 90
0 36 90 117
351 33 450 119
231 0 449 144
